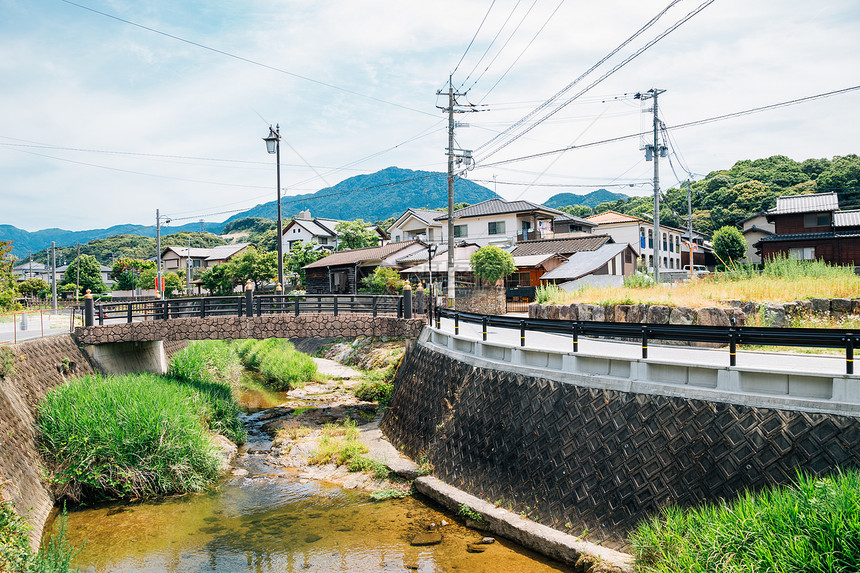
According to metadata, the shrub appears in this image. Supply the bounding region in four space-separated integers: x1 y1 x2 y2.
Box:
38 374 224 502
711 226 746 267
470 246 516 285
360 267 406 294
535 284 563 304
354 378 393 406
631 470 860 572
1 497 79 573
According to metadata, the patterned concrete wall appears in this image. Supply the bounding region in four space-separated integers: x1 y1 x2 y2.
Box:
382 342 860 546
75 314 425 345
0 335 95 548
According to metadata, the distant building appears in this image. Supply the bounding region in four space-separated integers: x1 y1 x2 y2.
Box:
160 243 254 273
757 192 860 265
302 240 425 294
281 211 389 252
738 212 775 264
585 211 689 271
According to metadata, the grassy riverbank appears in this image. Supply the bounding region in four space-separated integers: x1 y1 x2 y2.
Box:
539 256 860 317
234 339 319 390
37 341 245 503
1 495 77 573
631 470 860 572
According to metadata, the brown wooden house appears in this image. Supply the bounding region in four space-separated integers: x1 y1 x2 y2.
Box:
756 193 860 266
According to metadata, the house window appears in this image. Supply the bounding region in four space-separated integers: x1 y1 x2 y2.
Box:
804 213 831 227
395 235 401 242
453 224 467 238
662 233 667 251
648 229 653 249
319 237 328 245
505 272 531 288
789 247 815 260
488 221 505 235
648 255 653 268
640 228 645 249
192 260 201 268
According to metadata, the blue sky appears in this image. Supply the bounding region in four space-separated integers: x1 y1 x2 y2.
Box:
1 0 859 231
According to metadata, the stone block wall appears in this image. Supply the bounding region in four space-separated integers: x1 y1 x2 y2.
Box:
382 342 860 546
529 297 860 328
75 314 425 345
446 287 506 315
0 335 95 548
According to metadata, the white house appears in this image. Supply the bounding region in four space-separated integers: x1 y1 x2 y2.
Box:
387 208 445 243
281 213 389 252
585 210 686 271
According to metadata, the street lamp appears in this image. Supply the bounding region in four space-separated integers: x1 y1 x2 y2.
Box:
263 124 284 288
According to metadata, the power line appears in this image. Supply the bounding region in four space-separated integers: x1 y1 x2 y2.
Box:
472 179 646 188
59 0 437 118
477 0 714 163
458 0 523 92
477 84 860 169
451 0 497 78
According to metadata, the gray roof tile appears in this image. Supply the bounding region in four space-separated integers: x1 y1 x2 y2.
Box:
510 235 612 256
771 192 839 215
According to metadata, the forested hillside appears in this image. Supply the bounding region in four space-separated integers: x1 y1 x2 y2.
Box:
586 155 860 236
28 232 225 266
544 189 628 209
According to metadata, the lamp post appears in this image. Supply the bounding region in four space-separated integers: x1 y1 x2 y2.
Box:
263 125 284 288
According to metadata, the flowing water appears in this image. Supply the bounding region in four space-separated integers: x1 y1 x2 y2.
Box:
42 375 573 572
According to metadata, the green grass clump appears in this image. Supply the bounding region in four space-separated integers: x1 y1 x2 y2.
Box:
1 497 80 573
535 283 563 305
234 339 318 391
631 470 860 572
38 374 224 502
168 341 245 444
370 488 410 501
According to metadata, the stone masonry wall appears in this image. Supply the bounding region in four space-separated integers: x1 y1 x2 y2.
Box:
447 287 506 315
0 335 96 548
382 342 860 546
75 314 426 345
529 297 860 328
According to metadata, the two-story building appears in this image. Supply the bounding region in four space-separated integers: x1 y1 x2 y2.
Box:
161 243 254 273
585 210 688 271
756 192 860 265
738 212 775 264
281 211 389 252
390 199 595 248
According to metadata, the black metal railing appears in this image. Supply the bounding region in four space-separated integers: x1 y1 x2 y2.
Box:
436 307 857 375
87 294 409 327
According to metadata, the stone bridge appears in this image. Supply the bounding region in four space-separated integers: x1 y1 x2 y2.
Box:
74 314 425 375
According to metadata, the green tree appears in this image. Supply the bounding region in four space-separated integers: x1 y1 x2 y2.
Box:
558 205 592 218
712 226 747 267
229 247 277 290
18 278 49 299
470 246 516 285
286 242 327 287
199 264 236 296
360 267 406 294
0 241 20 310
62 254 106 294
335 220 379 250
111 258 155 290
818 154 860 209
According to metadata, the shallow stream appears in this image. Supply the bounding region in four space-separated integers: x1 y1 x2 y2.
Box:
42 374 572 572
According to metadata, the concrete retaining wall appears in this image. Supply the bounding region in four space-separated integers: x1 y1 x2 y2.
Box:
382 338 860 546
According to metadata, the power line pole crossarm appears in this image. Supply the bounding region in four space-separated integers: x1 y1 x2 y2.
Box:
635 88 666 282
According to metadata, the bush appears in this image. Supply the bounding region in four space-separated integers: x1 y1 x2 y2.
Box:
234 339 318 391
470 246 516 285
631 470 860 572
535 284 563 304
361 267 406 294
38 374 225 502
1 498 79 573
355 378 393 406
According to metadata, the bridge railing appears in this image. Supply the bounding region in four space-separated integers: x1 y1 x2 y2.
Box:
88 293 408 326
436 307 857 375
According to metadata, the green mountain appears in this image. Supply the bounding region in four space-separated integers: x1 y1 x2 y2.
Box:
544 189 628 209
223 166 499 225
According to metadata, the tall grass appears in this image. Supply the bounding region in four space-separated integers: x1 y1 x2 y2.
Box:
234 339 318 391
1 496 80 573
168 341 245 444
631 470 860 572
540 257 860 308
38 374 224 502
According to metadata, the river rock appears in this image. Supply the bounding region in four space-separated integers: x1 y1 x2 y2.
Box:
741 301 758 316
211 435 238 469
558 304 570 320
528 302 539 318
480 537 495 544
411 532 442 546
696 307 730 327
831 298 852 317
725 308 746 326
578 304 593 321
548 305 561 320
591 306 605 322
231 468 249 477
763 304 786 327
811 298 830 315
645 305 671 324
853 300 860 315
669 307 695 325
567 304 579 321
305 533 322 543
466 543 487 553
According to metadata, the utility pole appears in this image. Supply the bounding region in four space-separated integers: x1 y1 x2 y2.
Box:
437 75 478 308
186 235 192 295
686 179 694 277
51 242 57 310
635 88 666 282
156 210 169 297
75 243 80 301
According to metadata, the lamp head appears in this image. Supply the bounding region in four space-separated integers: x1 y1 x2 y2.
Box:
263 126 279 154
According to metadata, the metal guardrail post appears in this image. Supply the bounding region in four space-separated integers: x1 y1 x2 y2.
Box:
846 334 854 375
373 297 378 318
641 326 649 359
294 293 300 317
317 297 322 313
333 296 338 317
572 323 578 352
435 306 441 329
162 299 169 320
127 302 133 323
403 284 412 319
84 291 94 327
482 316 487 341
245 282 254 318
729 318 737 367
520 320 525 347
200 298 206 318
454 312 459 335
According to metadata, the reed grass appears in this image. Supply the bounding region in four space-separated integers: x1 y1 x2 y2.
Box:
234 339 318 390
543 257 860 308
631 470 860 572
167 341 245 444
38 374 224 502
1 495 80 573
